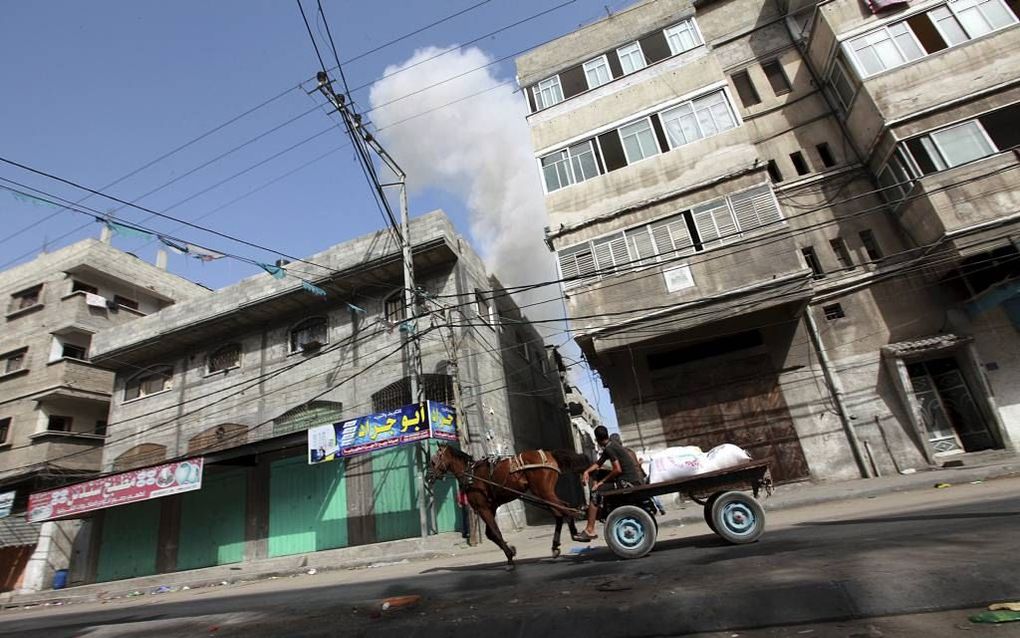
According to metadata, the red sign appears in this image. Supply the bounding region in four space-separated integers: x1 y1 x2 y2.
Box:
27 458 204 523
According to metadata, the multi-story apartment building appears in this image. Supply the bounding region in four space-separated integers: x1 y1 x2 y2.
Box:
0 239 207 592
77 211 569 584
516 0 1019 483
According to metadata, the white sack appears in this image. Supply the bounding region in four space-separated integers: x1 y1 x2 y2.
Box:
705 443 752 472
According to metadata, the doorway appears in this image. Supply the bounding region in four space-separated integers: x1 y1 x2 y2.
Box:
906 357 997 456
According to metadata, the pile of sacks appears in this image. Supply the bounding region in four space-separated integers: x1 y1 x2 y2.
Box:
641 444 751 483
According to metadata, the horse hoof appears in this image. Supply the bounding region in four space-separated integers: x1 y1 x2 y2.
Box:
505 563 515 571
508 545 517 559
551 548 561 559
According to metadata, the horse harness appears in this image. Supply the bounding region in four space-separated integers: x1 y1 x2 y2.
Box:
453 450 573 514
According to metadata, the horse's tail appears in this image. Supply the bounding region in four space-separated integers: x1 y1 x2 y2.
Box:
551 449 590 474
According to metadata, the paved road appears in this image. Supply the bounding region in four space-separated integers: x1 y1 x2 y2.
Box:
2 478 1019 637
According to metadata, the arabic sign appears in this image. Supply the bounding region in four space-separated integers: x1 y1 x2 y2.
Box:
27 458 204 523
0 491 14 519
308 401 458 463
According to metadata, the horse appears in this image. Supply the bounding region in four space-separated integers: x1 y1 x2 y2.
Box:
426 444 589 569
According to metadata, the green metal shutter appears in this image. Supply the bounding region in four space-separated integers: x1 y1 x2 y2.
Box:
429 442 459 534
176 468 246 570
371 447 421 542
268 455 348 557
95 499 161 582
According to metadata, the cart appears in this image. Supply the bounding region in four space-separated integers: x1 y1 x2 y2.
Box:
597 459 772 559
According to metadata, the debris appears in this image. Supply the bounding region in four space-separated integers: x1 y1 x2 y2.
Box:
595 580 632 592
970 480 984 485
509 599 519 604
970 610 1020 624
306 568 317 575
368 559 409 569
126 590 143 597
797 631 814 635
219 581 229 586
152 585 172 594
208 626 220 633
380 595 421 611
569 546 594 555
933 482 952 489
900 468 916 475
989 602 1020 612
181 586 190 591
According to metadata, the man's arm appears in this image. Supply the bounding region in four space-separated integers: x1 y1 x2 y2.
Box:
582 450 610 484
593 459 622 492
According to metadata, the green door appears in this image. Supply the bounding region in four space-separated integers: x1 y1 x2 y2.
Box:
371 447 421 542
95 499 161 582
268 455 348 557
176 468 246 570
429 442 459 533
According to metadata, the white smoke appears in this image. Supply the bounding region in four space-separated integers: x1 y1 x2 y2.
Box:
368 46 556 319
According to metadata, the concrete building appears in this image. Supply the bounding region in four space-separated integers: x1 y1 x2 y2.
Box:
76 211 569 583
515 0 1020 483
0 239 208 592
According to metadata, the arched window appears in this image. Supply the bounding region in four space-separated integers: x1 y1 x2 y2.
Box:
290 317 327 352
187 423 248 454
208 343 241 373
113 443 166 472
125 365 174 400
384 292 405 324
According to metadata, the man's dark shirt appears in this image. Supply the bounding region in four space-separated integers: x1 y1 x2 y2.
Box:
598 440 645 486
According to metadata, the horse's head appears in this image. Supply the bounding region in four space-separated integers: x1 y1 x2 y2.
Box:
425 444 466 487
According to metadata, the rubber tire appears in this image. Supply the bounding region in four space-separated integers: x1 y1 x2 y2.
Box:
703 492 725 533
710 491 765 544
604 505 658 559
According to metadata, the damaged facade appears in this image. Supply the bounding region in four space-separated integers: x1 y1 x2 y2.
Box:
516 0 1020 481
0 240 207 592
73 211 571 584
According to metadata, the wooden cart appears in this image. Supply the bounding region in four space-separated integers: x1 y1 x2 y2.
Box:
597 459 773 559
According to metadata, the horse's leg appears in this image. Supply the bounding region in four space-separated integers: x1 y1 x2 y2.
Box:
530 472 585 543
476 506 516 570
551 515 563 558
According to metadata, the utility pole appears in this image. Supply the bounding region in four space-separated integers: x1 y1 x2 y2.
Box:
444 307 481 546
314 72 432 536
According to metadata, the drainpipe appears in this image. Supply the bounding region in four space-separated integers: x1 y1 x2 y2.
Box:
803 308 872 478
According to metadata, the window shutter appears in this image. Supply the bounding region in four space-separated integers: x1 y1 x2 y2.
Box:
693 200 735 247
592 233 629 275
729 185 782 232
558 245 597 288
650 214 693 256
626 227 657 265
558 250 580 280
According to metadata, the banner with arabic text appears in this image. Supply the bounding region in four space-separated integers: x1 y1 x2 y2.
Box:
308 401 457 464
27 458 204 523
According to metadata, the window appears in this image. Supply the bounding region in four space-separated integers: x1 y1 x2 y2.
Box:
618 119 659 164
290 317 327 352
583 56 612 89
830 238 855 270
948 0 1016 37
114 295 139 311
847 22 924 77
384 293 405 324
692 199 739 249
125 365 174 400
659 91 738 148
540 141 600 192
823 303 846 320
47 416 72 432
71 280 98 295
816 143 837 168
829 57 857 112
878 149 915 202
617 42 646 74
664 19 702 54
0 418 9 444
9 285 42 312
790 151 811 175
592 233 631 275
558 243 598 288
95 420 108 436
802 246 825 278
928 120 995 168
208 343 241 373
767 160 784 183
534 76 564 110
732 70 761 107
625 226 659 266
762 60 791 95
2 349 26 374
904 105 1020 175
859 230 884 261
729 185 783 233
62 343 87 360
475 290 492 326
649 214 696 259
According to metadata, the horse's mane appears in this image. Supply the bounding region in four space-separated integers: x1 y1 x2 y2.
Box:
443 445 474 463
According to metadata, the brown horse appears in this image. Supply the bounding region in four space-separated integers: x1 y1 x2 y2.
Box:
426 445 589 569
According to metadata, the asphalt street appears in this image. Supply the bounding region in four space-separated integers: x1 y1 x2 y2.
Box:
1 477 1018 637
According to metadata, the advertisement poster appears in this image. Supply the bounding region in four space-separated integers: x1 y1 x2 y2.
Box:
27 458 204 523
308 402 458 463
0 491 14 519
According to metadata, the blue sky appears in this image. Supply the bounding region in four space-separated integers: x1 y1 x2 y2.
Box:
0 0 623 429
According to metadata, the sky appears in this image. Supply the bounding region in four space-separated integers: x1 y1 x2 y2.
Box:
0 0 628 429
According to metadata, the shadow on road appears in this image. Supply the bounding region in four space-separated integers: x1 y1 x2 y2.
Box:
797 511 1020 526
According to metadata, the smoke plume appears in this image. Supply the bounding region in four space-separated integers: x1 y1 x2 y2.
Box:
368 46 556 319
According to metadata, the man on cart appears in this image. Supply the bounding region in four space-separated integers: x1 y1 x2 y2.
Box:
575 425 645 542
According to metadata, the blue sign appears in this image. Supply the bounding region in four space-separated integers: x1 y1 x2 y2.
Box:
307 402 457 464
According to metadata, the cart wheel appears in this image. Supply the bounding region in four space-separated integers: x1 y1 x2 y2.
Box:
703 492 725 533
605 505 657 559
710 491 765 544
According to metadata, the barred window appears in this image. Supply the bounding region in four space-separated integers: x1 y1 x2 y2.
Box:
125 365 174 401
290 317 327 352
208 343 241 373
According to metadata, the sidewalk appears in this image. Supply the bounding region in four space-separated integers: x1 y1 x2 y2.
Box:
2 452 1017 610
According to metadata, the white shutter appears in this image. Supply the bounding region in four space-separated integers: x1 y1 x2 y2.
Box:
730 185 782 233
593 233 629 275
693 207 720 246
693 200 735 248
558 244 597 289
558 251 580 280
626 227 656 265
650 214 693 257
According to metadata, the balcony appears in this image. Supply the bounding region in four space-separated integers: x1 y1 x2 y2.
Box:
898 151 1020 253
59 291 146 333
40 358 114 400
565 227 812 352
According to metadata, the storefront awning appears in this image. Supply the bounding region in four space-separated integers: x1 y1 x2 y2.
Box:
0 517 40 549
882 333 971 360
